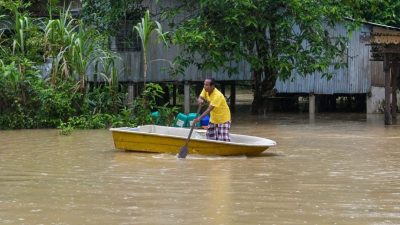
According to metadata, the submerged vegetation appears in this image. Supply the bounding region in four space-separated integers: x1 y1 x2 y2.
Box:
0 0 177 133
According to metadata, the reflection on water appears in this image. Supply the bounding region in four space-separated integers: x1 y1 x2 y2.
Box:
1 113 400 225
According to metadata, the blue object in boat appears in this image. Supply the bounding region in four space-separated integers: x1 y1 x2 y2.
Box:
200 115 210 126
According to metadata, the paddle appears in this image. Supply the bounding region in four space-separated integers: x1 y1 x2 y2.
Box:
177 105 202 159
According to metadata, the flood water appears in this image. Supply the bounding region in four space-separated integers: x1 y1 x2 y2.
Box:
1 113 400 225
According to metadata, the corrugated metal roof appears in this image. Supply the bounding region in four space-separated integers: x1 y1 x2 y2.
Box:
362 20 400 31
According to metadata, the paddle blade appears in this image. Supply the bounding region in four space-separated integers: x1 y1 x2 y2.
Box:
178 146 188 158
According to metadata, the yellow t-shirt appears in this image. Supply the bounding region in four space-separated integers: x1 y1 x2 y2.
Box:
200 88 231 124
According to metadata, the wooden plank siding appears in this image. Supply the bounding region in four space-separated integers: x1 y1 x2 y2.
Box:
85 0 253 83
371 61 384 87
87 41 253 83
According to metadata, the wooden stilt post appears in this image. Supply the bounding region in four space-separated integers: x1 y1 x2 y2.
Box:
93 62 98 88
172 84 177 106
220 83 226 95
195 82 203 97
184 81 190 114
384 53 392 125
230 81 236 113
392 60 398 119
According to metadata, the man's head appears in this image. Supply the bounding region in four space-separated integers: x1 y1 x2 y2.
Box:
204 78 215 94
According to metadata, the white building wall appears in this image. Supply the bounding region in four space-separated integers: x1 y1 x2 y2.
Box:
367 86 400 113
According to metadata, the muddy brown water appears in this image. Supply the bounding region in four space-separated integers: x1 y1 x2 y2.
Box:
0 113 399 225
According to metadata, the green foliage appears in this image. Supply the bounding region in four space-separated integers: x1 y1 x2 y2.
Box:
164 0 366 113
0 105 35 129
168 0 354 80
0 59 40 129
44 6 108 93
58 120 74 135
109 107 137 127
0 3 138 131
157 103 179 126
81 0 144 34
1 2 193 128
0 61 137 131
127 83 178 126
131 83 163 125
0 2 177 133
87 50 125 114
56 108 139 135
0 2 45 63
44 5 78 59
134 9 169 85
62 114 109 129
354 0 400 26
0 3 122 131
87 85 126 115
166 0 399 84
0 0 30 14
32 78 82 127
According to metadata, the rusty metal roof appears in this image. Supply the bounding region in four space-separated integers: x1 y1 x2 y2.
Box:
362 21 400 31
371 27 400 45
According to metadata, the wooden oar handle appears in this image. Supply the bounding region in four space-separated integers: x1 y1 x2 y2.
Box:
183 104 202 146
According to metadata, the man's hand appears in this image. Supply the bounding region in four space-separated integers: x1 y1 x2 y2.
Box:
197 97 204 105
193 117 201 123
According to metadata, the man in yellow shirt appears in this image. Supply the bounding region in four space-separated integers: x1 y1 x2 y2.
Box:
193 78 231 141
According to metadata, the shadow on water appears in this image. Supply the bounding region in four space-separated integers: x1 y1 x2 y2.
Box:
253 151 281 157
114 150 280 161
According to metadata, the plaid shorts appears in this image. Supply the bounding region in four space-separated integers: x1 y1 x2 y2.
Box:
206 121 231 142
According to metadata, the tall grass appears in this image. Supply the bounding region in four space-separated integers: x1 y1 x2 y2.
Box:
44 5 77 84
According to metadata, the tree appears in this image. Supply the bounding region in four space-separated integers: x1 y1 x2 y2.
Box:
355 0 400 27
165 0 358 113
134 9 168 86
81 0 144 35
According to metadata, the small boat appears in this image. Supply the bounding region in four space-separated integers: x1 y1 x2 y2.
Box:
110 125 276 156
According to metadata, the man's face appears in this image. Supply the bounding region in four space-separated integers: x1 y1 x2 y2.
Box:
204 79 213 93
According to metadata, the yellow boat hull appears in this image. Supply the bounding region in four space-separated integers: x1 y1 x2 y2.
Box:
111 125 276 156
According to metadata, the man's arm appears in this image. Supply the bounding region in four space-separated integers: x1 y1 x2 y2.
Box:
194 104 214 123
197 96 206 105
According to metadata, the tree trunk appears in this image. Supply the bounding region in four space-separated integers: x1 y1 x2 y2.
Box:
251 68 278 114
251 69 263 114
79 72 85 94
251 27 278 114
143 49 147 87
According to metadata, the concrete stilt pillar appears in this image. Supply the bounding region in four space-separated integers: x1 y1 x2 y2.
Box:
110 37 117 50
309 93 316 114
127 83 135 105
